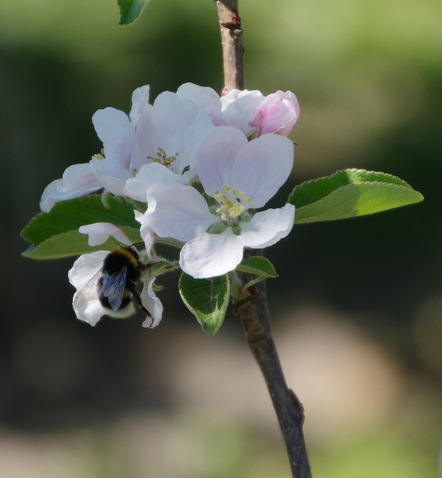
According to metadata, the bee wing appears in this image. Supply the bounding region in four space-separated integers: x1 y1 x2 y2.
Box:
99 267 128 311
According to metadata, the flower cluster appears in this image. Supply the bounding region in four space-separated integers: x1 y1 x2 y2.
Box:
41 83 300 327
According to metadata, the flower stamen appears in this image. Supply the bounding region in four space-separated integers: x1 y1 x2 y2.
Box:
213 184 251 224
148 147 179 168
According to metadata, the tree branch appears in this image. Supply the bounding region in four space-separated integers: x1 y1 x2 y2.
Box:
215 2 311 475
237 279 312 478
215 0 244 92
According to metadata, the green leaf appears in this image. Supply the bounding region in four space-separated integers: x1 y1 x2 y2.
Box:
179 273 230 336
290 169 411 208
288 169 423 224
21 195 140 246
236 256 277 278
118 0 146 25
22 226 142 260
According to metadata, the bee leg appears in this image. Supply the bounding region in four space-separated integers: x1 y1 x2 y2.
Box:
129 285 154 327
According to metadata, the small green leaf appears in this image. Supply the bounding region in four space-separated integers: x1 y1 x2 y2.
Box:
22 226 142 260
21 195 140 246
179 273 230 336
118 0 146 25
289 169 423 224
236 256 277 278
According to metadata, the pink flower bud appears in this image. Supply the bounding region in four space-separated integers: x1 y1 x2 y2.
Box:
249 90 300 136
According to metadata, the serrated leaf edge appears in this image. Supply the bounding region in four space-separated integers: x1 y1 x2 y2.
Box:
178 274 229 336
237 256 277 278
289 169 414 208
295 181 424 224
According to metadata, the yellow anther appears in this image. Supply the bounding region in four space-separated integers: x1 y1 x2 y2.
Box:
240 192 250 203
213 183 251 223
147 147 178 168
228 202 245 218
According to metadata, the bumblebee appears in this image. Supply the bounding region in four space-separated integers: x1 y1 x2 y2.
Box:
97 246 151 320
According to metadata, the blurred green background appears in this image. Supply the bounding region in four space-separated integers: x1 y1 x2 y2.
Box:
1 0 441 476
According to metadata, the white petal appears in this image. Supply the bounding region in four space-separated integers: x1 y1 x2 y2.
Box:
62 163 100 189
151 93 208 175
129 85 151 124
176 83 225 125
79 223 132 247
124 162 189 201
184 111 217 178
90 156 132 196
131 92 214 177
39 179 66 212
231 134 294 209
68 251 109 326
92 107 133 167
221 89 265 136
239 204 295 249
140 278 163 328
195 126 248 197
39 178 101 212
72 287 106 326
145 184 215 242
69 251 108 290
134 210 156 259
130 109 155 172
39 163 102 212
180 229 243 279
152 91 198 136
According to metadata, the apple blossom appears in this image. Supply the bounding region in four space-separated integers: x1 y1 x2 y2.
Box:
221 89 300 138
90 85 151 196
69 222 162 327
138 126 295 278
39 83 300 213
39 85 151 211
68 251 162 328
123 90 215 200
174 84 300 137
249 90 300 136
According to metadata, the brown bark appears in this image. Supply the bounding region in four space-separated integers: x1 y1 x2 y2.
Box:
215 0 244 92
215 3 312 476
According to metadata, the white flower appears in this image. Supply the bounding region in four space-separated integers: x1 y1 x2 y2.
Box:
90 85 151 196
68 252 162 328
39 85 151 210
69 223 162 327
123 89 215 201
90 83 213 199
138 126 295 278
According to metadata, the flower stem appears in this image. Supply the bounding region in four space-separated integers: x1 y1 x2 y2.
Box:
236 278 312 478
